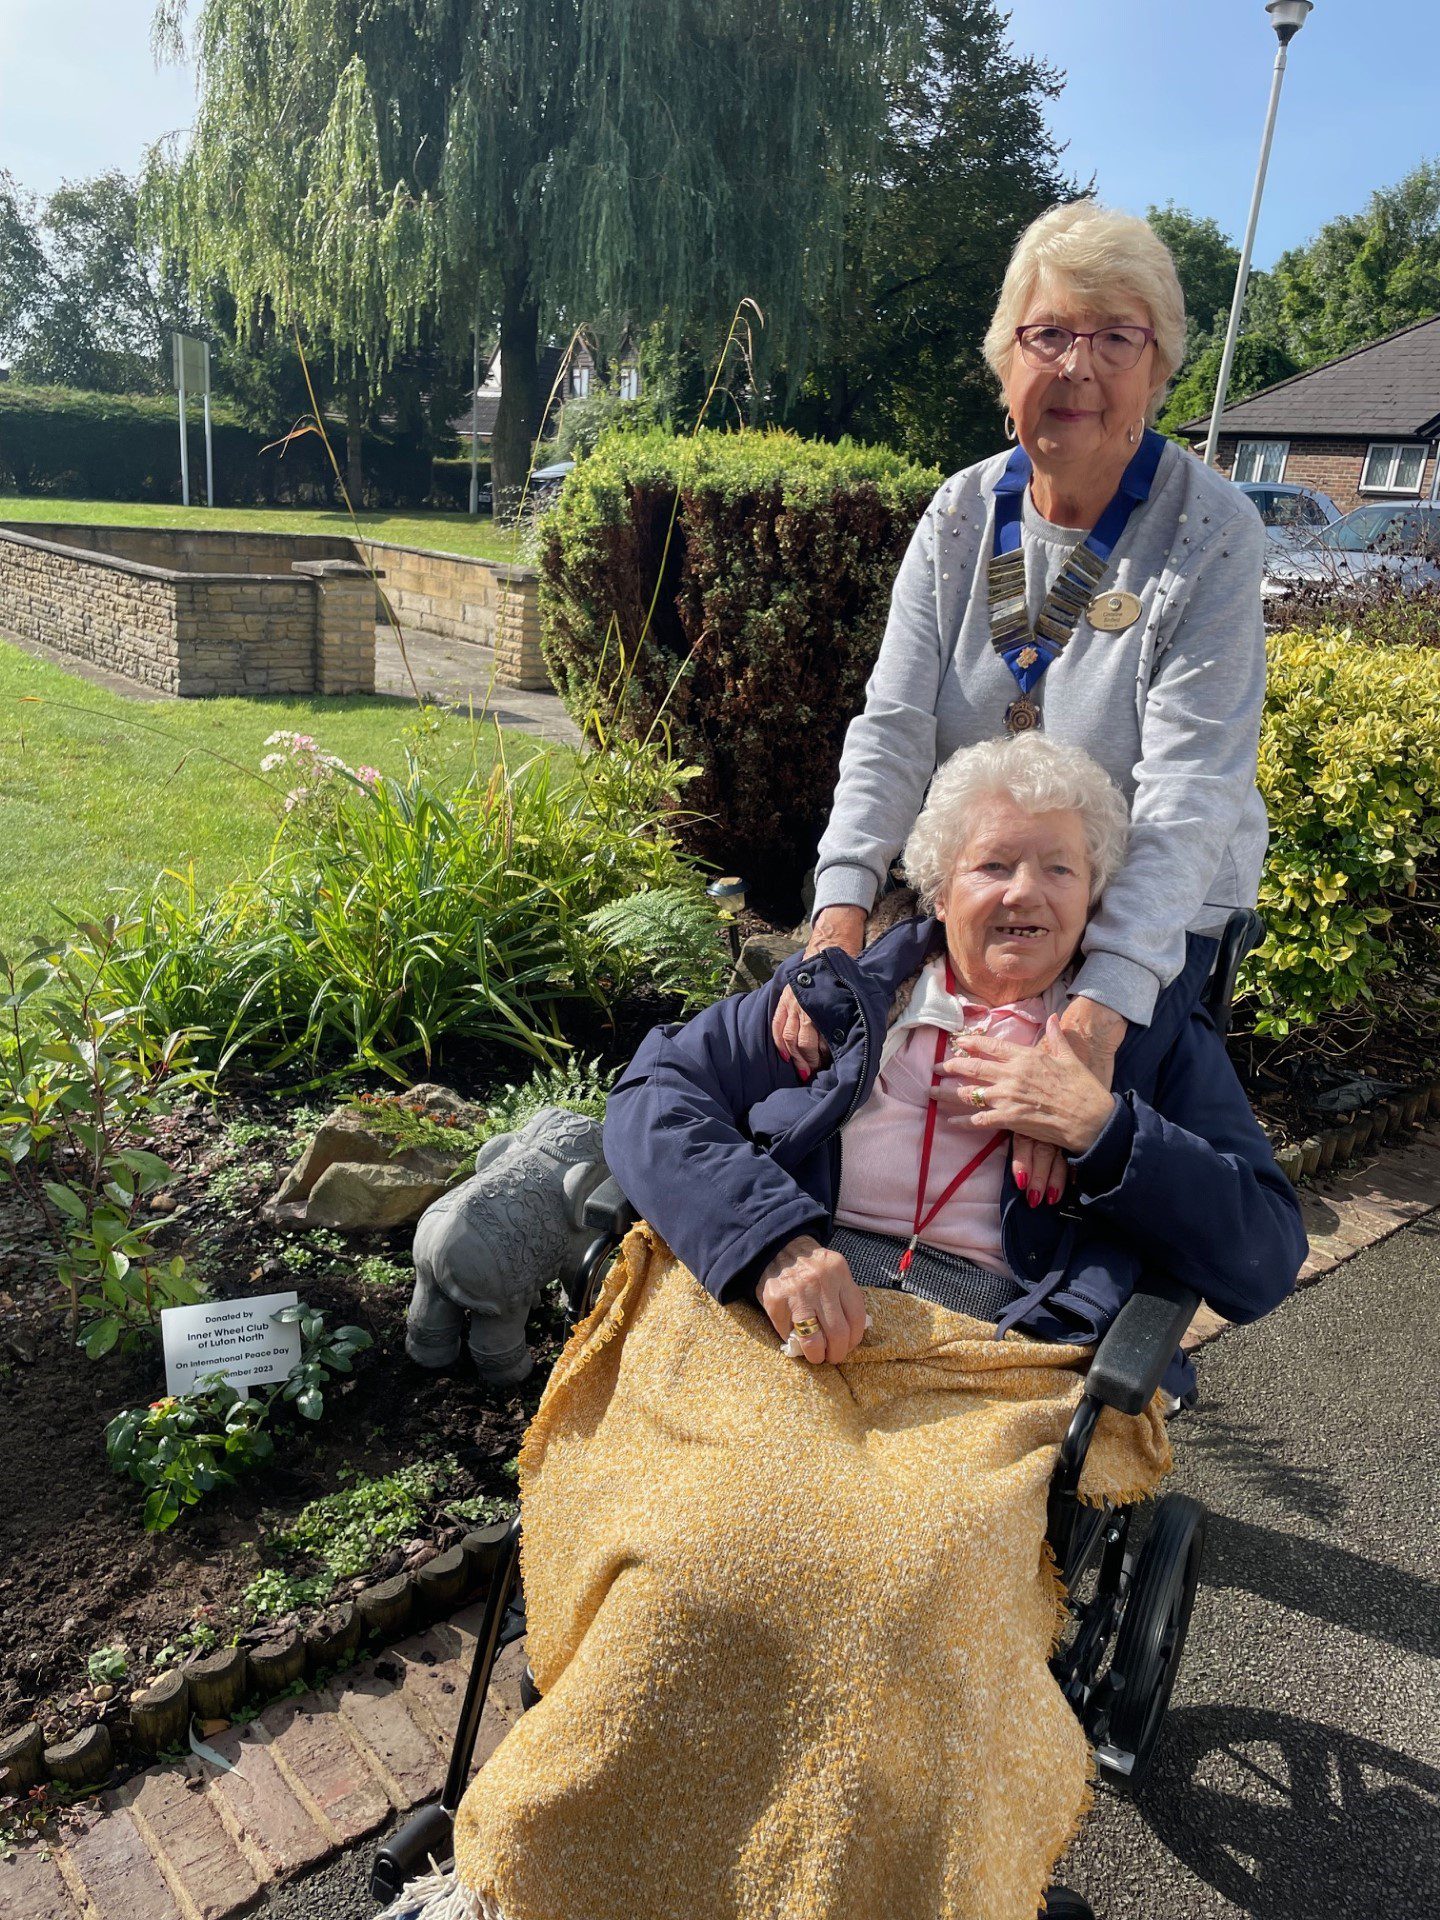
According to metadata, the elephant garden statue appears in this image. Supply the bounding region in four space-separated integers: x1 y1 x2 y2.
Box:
407 1107 609 1386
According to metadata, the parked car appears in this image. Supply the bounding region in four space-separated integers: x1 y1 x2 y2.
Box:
1237 481 1342 554
1262 500 1440 602
529 459 575 499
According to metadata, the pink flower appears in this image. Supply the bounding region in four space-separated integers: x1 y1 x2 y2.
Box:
356 766 382 786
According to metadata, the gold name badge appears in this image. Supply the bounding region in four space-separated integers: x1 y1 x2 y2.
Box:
1088 590 1142 632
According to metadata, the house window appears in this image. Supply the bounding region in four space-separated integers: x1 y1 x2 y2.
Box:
571 367 591 398
1233 440 1289 484
1361 442 1427 494
618 364 640 401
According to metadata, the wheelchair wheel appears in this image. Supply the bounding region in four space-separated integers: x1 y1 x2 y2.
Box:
1040 1887 1094 1919
1104 1493 1205 1789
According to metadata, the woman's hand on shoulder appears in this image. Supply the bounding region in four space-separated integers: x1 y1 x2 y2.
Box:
770 906 867 1078
757 1234 869 1364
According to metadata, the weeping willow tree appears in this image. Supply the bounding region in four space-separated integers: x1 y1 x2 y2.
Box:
150 0 925 501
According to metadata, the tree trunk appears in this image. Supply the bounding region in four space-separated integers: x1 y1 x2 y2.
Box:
344 379 365 505
492 268 542 520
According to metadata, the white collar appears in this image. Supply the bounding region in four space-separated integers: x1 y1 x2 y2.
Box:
878 955 1069 1071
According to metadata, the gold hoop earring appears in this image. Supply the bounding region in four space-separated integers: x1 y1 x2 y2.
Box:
1004 412 1017 443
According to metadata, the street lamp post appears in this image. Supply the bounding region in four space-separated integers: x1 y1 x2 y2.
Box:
1203 0 1314 469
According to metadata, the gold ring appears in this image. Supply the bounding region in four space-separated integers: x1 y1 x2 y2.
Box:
969 1087 987 1111
791 1316 822 1338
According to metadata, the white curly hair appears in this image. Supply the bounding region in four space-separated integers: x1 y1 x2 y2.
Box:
902 734 1130 910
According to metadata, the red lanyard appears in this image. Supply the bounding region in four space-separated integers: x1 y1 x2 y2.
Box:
898 955 1005 1276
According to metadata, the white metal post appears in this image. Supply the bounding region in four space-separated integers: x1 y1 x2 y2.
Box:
178 377 191 507
1204 29 1298 467
469 317 481 516
203 341 214 507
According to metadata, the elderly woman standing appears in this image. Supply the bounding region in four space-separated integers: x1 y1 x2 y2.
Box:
776 200 1268 1208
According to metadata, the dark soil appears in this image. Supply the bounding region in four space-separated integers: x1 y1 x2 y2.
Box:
0 987 680 1765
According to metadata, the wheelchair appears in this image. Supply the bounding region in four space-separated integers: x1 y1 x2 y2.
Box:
371 910 1265 1920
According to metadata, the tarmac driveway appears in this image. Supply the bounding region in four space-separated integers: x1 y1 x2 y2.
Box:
1066 1219 1440 1918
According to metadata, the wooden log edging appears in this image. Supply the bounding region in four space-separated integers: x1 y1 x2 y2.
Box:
0 1516 518 1798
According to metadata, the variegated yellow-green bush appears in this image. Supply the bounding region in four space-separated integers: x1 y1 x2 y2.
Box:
1245 630 1440 1036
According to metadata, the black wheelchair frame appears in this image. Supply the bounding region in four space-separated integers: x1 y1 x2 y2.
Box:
371 909 1265 1909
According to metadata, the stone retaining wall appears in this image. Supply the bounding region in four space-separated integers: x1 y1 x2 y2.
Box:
0 523 548 696
358 539 548 690
0 524 375 697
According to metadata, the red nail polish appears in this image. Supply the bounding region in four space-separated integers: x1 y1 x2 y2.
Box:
1028 1190 1041 1209
1015 1166 1029 1190
779 1044 791 1063
1047 1185 1061 1206
798 1064 811 1082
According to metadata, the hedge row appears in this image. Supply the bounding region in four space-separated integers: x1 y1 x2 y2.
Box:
1245 629 1440 1036
0 385 455 508
539 428 940 891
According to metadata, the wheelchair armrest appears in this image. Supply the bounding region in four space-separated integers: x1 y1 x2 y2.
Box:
582 1174 638 1236
1084 1276 1199 1417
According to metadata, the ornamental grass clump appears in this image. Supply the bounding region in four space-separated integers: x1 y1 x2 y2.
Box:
1243 630 1440 1038
77 736 726 1080
539 427 940 891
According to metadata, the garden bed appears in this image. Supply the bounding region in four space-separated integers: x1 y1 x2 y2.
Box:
0 992 671 1776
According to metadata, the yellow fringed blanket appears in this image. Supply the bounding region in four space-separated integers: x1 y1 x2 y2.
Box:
454 1225 1171 1920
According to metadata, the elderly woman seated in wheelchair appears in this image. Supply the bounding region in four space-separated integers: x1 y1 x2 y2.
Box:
385 734 1305 1920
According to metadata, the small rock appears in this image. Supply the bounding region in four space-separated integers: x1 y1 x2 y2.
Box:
4 1331 35 1365
197 1716 231 1737
91 1684 115 1703
150 1193 177 1215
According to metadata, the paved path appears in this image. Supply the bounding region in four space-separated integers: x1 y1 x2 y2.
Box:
1067 1219 1440 1918
373 626 580 746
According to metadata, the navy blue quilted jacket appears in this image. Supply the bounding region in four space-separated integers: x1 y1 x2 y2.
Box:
603 916 1306 1396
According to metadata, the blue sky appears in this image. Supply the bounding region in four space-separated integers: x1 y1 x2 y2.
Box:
0 0 1430 270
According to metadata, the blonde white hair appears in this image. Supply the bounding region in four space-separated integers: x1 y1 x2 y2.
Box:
902 735 1130 909
983 201 1187 418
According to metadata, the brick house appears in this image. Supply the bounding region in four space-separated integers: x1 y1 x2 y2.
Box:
1180 312 1440 513
453 339 642 448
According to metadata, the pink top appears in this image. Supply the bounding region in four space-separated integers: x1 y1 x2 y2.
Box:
833 964 1058 1275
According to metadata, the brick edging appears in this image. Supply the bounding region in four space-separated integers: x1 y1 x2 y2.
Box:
1183 1127 1440 1351
3 1606 531 1920
9 1130 1440 1918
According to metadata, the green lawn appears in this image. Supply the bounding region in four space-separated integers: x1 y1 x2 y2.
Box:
0 496 528 565
0 641 547 954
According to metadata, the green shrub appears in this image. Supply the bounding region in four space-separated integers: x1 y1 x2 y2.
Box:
1243 630 1440 1036
539 427 940 893
82 738 721 1079
0 924 209 1344
0 384 438 507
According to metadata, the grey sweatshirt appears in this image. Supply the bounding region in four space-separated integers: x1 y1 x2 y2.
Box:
812 438 1269 1027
